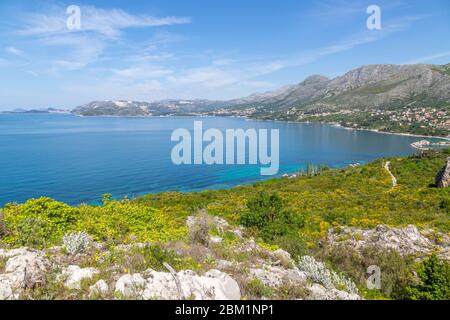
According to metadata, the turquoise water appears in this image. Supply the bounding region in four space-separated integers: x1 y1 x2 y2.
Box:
0 113 420 206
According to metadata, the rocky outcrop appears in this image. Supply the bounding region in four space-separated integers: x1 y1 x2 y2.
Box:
228 63 450 112
435 157 450 188
327 225 450 260
115 269 241 300
61 265 99 289
249 265 308 288
309 283 360 300
0 249 50 299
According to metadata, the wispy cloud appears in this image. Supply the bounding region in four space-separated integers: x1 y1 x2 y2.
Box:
5 46 24 57
19 6 191 39
95 13 423 101
15 5 190 72
41 34 105 71
111 65 173 78
168 67 239 88
273 14 428 71
405 51 450 64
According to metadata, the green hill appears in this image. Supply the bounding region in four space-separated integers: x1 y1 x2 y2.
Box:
1 149 449 300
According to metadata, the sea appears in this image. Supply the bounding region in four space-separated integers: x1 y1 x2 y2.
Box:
0 113 424 206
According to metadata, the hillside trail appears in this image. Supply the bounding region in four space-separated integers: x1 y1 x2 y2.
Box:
384 161 397 188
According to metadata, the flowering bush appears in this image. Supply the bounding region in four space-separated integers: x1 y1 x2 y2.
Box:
63 231 91 255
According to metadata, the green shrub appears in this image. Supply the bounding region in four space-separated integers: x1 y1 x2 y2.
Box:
2 198 78 248
0 210 8 239
406 254 450 300
188 211 211 246
244 278 273 299
322 245 416 299
2 197 186 248
240 192 304 242
102 244 199 274
440 198 450 213
77 201 186 243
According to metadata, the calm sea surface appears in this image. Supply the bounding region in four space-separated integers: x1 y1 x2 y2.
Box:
0 113 422 206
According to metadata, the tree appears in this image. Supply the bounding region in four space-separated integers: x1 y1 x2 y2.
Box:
406 254 450 300
240 192 303 241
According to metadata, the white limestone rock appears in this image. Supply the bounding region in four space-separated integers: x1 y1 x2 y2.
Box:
0 249 50 300
327 224 449 259
115 273 146 298
62 265 99 290
89 279 109 297
309 283 361 300
115 269 240 300
249 265 308 288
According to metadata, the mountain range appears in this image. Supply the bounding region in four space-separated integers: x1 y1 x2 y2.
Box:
71 63 450 117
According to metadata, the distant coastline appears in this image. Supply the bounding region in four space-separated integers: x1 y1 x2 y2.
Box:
3 111 449 143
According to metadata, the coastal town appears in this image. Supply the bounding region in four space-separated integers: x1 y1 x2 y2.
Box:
207 105 450 139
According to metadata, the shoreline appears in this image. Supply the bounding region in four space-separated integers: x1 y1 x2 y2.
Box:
329 122 450 141
241 116 450 142
6 112 449 141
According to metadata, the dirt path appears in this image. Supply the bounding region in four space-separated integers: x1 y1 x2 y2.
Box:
384 161 397 188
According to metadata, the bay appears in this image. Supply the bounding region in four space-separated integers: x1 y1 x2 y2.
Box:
0 113 422 206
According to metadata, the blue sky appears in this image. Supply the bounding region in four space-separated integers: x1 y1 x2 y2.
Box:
0 0 449 109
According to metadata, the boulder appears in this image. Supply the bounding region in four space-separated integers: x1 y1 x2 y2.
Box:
89 280 109 297
62 265 99 289
115 273 146 298
0 282 14 300
435 157 450 188
249 265 307 288
0 249 50 300
309 284 361 300
327 224 449 259
142 269 241 300
116 269 240 300
272 249 294 267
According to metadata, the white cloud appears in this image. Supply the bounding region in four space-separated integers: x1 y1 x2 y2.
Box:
212 58 236 66
5 46 24 57
42 34 105 71
168 67 239 88
54 60 87 71
19 6 191 39
405 51 450 64
15 5 190 73
128 53 175 63
111 65 173 78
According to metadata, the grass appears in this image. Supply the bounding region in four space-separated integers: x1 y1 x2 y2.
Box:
0 257 6 273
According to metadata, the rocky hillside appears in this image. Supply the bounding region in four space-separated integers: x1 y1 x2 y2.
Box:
226 63 450 113
71 63 450 117
1 215 448 300
72 99 226 116
0 215 363 300
1 149 449 300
